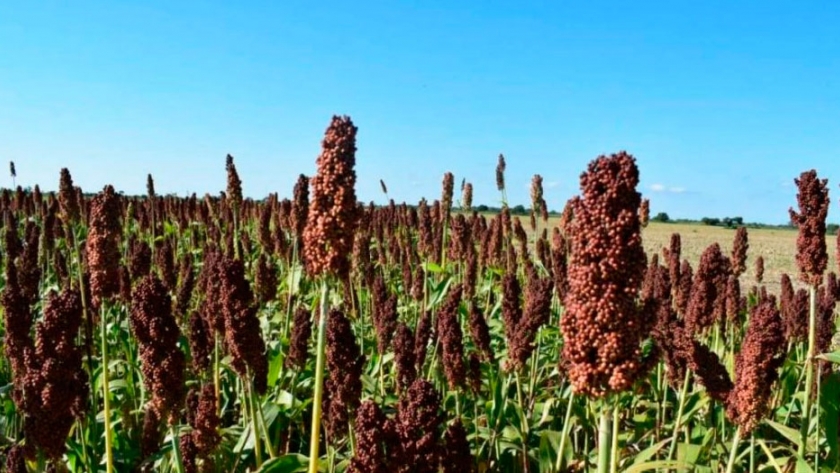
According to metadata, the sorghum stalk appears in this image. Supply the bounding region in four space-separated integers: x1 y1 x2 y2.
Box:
610 400 620 473
554 391 576 472
597 403 612 473
724 427 742 473
100 304 115 473
800 285 817 456
308 281 329 473
170 425 185 473
666 369 691 461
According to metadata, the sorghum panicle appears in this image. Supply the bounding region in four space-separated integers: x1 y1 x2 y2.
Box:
58 168 80 225
21 289 88 460
302 115 359 279
414 311 433 371
726 296 786 434
550 228 569 302
394 323 417 391
495 154 506 192
348 401 391 473
130 275 186 423
507 273 553 371
731 226 749 277
324 308 365 438
225 154 243 215
188 310 213 373
372 275 398 354
443 420 473 473
639 198 650 228
286 306 312 370
437 285 466 390
789 170 830 285
561 152 650 397
219 257 268 394
468 304 494 362
755 255 765 284
86 185 122 307
394 379 444 473
685 243 730 334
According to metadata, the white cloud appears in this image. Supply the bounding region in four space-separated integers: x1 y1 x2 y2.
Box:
650 183 686 194
545 181 560 189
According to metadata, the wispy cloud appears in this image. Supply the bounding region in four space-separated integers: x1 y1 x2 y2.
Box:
545 181 560 189
650 183 687 194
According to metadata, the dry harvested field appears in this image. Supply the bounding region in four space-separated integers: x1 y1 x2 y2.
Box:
641 222 838 294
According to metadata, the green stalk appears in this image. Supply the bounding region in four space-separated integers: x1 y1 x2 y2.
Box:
816 367 822 472
724 427 742 473
100 304 115 473
514 373 530 472
308 281 329 473
214 335 221 416
799 284 817 457
171 425 185 473
554 391 576 472
597 403 613 473
248 377 263 468
255 388 277 459
610 400 620 473
667 369 691 461
749 434 755 473
283 240 299 340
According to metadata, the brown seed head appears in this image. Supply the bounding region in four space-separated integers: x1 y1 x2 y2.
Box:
789 170 830 285
323 308 365 438
302 115 359 278
86 185 122 307
726 296 785 434
560 152 650 397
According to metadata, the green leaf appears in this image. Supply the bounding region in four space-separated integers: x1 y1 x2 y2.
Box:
538 430 562 473
677 443 702 464
624 460 690 472
257 454 309 473
757 439 785 473
501 425 521 442
817 351 840 365
631 439 670 465
795 457 816 473
821 372 840 465
423 262 444 273
267 349 284 388
766 419 803 450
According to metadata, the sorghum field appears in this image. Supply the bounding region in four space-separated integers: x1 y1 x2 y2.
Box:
1 115 840 473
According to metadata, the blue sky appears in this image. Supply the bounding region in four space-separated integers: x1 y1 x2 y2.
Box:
1 1 838 224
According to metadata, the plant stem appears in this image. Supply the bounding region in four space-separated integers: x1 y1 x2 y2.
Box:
308 281 329 473
667 369 691 461
597 403 613 473
248 377 263 468
255 387 277 459
610 400 620 473
554 390 575 472
724 427 742 473
799 284 817 457
214 335 221 416
816 367 822 472
171 425 185 473
100 304 115 473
